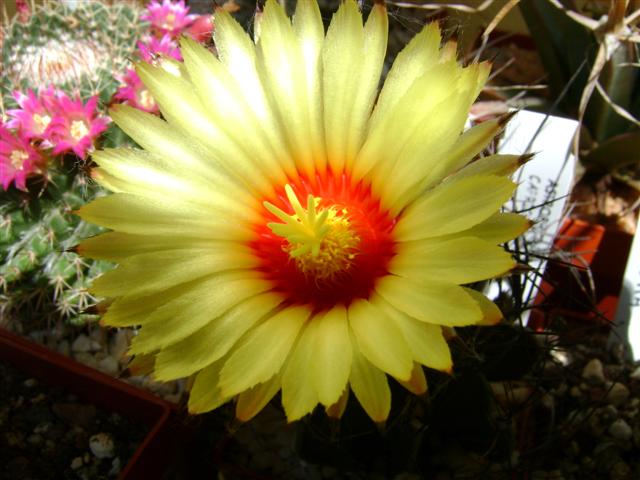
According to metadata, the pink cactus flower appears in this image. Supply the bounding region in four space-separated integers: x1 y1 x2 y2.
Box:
0 125 45 191
141 0 196 37
47 94 109 160
137 34 183 63
16 0 31 23
114 69 159 114
7 87 57 141
186 14 214 43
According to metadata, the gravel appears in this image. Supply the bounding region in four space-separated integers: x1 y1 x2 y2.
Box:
6 323 640 479
0 361 147 480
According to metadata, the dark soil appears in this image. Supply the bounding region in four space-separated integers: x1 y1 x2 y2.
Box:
0 361 147 480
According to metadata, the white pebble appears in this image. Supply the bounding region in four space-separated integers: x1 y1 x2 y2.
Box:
163 393 181 404
97 356 119 376
89 432 115 459
74 352 98 369
72 334 100 353
582 359 605 384
23 378 37 388
70 457 83 470
609 419 633 441
71 334 90 352
541 393 554 410
89 327 106 344
550 349 572 366
109 457 122 476
109 330 130 362
607 382 630 407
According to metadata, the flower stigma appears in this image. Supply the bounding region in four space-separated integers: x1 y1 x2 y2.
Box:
253 175 397 308
137 89 157 111
264 185 360 281
162 12 177 30
70 120 89 141
10 150 29 169
33 113 51 133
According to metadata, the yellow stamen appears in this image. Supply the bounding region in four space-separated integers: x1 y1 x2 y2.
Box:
10 150 29 169
70 120 89 141
264 185 360 280
33 113 51 133
162 13 176 29
138 89 156 110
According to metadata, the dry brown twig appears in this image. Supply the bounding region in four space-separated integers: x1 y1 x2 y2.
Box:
572 0 639 154
385 0 498 14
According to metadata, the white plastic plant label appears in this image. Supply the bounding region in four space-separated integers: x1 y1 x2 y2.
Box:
611 224 640 360
486 110 579 316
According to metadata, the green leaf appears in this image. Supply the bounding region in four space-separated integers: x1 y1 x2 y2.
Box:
519 0 595 111
582 130 640 173
585 43 640 142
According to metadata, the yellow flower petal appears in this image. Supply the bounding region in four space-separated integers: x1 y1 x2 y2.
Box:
77 232 227 262
292 0 326 174
348 298 413 380
390 237 515 284
213 9 265 108
463 212 531 244
77 193 255 241
236 374 282 422
127 353 155 376
154 292 282 381
424 117 510 188
256 0 320 179
325 388 349 419
394 175 517 241
374 295 453 372
447 154 526 183
376 74 478 212
395 363 428 395
463 287 504 326
180 36 298 182
375 276 482 327
322 0 365 172
129 273 271 353
188 359 230 414
77 193 253 241
368 23 441 132
101 284 192 327
91 248 258 298
344 1 388 171
108 105 236 188
312 306 352 407
349 341 391 423
282 321 320 421
218 305 311 397
354 61 460 187
137 62 279 197
211 12 295 187
93 148 258 219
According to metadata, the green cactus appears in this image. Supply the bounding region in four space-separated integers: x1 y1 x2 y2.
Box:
1 0 146 108
0 1 149 330
0 163 113 328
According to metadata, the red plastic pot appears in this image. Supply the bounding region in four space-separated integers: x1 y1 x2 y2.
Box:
0 327 176 479
529 218 633 330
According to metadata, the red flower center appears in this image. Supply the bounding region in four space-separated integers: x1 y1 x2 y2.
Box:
250 172 397 310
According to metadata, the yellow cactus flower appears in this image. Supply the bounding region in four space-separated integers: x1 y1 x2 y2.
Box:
78 0 529 423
